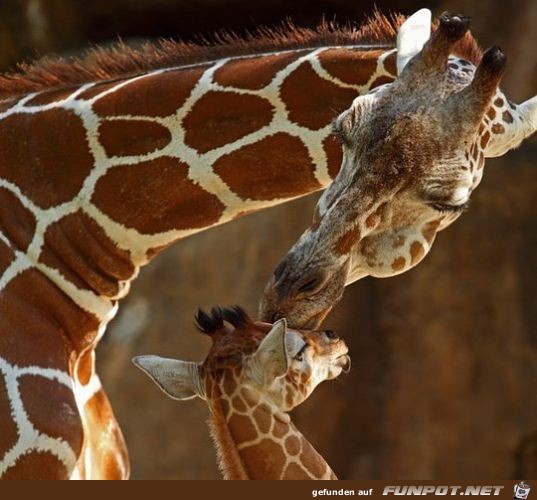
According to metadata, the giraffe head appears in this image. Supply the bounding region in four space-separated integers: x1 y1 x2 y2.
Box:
260 10 537 328
132 306 349 413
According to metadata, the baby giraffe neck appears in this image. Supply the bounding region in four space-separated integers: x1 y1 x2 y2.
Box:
207 380 336 480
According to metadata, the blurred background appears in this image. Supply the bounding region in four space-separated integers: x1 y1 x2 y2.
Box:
2 0 535 479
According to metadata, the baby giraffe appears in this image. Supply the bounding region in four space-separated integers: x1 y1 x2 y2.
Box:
133 306 350 480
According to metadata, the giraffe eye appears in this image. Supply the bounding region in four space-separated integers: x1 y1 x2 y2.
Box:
428 201 469 213
331 108 356 147
294 343 308 361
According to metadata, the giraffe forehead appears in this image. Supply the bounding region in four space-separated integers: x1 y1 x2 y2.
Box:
353 59 475 134
203 328 264 368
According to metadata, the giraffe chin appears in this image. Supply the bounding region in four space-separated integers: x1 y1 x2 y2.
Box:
337 354 352 374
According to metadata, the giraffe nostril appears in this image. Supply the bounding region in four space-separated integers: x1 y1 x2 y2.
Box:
273 260 287 283
294 270 328 296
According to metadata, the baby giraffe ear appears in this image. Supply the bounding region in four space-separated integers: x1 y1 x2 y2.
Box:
132 355 203 400
252 318 289 380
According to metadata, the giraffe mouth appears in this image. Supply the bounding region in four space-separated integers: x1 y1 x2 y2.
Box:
336 354 351 374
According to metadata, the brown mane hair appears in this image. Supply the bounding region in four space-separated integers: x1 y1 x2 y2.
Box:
0 11 481 100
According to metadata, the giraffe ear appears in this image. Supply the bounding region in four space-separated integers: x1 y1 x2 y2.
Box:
252 318 289 380
484 94 537 158
132 355 204 400
396 8 432 74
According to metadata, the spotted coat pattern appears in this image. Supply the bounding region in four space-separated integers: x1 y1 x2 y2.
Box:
0 45 396 479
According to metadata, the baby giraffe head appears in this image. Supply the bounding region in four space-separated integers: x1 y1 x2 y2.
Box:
132 306 349 414
261 10 537 328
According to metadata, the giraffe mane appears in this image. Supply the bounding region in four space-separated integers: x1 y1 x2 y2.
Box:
0 11 483 100
195 305 252 335
0 11 410 100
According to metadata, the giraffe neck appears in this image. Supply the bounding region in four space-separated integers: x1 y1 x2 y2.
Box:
0 45 397 348
207 375 336 480
0 45 394 478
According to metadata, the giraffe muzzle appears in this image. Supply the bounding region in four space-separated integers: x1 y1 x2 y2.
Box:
337 354 351 374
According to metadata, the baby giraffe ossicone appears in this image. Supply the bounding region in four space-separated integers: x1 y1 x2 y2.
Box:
133 307 350 480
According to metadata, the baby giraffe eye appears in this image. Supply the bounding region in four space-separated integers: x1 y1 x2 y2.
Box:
294 343 308 361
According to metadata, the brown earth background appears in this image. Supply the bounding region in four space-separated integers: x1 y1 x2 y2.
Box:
2 0 535 479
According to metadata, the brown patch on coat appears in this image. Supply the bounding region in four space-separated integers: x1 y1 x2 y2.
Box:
219 398 230 418
272 419 288 439
422 220 441 243
409 241 425 265
365 203 386 229
76 349 94 386
76 80 122 100
253 406 271 434
240 439 286 479
322 135 343 179
502 110 513 124
2 451 70 479
228 414 258 443
39 210 135 297
214 52 305 90
491 123 505 134
370 75 394 88
183 91 273 153
280 62 356 130
92 156 225 233
98 120 171 157
391 257 406 271
0 108 93 209
318 48 384 85
18 374 82 450
0 268 101 365
93 67 206 117
231 396 247 413
213 132 320 200
25 88 75 106
383 51 397 75
285 392 294 408
480 131 490 149
471 143 479 160
222 374 238 395
478 152 485 169
333 226 361 256
0 97 16 113
0 235 15 276
0 376 19 460
0 188 36 251
284 435 302 456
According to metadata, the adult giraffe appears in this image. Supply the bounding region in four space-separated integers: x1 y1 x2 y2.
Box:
260 11 537 328
133 306 350 479
0 10 423 480
0 9 528 479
